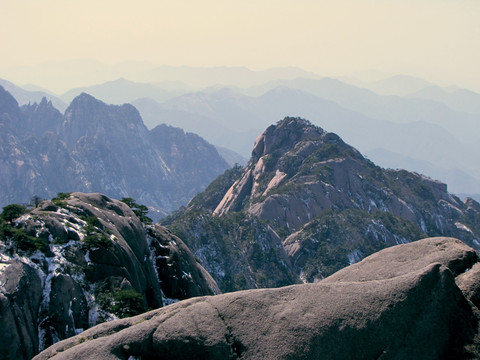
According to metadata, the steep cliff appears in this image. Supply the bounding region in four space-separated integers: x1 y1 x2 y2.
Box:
0 192 219 360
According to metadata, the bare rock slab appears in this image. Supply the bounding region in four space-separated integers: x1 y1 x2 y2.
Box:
34 237 480 359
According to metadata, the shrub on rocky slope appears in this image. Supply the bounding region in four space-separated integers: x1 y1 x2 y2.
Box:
0 192 219 360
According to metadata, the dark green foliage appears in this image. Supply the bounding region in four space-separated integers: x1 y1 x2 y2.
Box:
168 210 297 292
1 204 27 224
52 199 67 208
51 192 72 207
0 204 49 254
121 197 152 224
0 221 15 238
81 214 111 249
82 232 111 249
97 288 146 318
0 222 49 253
55 192 72 200
52 237 69 245
84 216 103 229
111 289 146 317
13 228 49 253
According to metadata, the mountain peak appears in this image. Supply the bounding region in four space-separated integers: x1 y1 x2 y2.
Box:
0 86 21 119
214 117 362 217
252 117 325 161
62 92 146 144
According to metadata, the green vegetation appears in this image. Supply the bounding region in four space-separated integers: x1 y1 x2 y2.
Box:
83 232 111 249
11 228 49 253
97 288 146 318
51 192 72 208
83 215 104 230
291 209 426 280
0 204 49 253
1 204 27 224
0 220 49 254
121 197 152 224
81 215 111 249
168 210 297 292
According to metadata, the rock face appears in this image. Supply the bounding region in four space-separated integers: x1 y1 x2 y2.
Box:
165 117 480 291
0 259 43 360
0 87 229 216
33 237 480 359
0 192 219 360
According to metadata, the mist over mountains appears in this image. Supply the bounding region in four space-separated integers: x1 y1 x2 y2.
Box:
2 65 480 200
0 86 229 217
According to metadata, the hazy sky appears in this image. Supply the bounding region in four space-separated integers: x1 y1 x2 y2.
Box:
1 0 479 92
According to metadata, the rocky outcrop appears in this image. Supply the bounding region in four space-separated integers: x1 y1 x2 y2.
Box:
166 117 480 290
33 237 480 359
215 118 472 239
0 259 43 360
147 225 220 300
0 192 220 359
0 87 229 217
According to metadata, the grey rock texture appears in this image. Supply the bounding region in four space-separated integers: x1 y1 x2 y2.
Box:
34 237 480 359
0 260 43 360
147 225 220 300
0 192 220 359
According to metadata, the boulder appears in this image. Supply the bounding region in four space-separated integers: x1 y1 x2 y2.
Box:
323 236 478 283
0 259 43 360
34 237 480 359
147 225 220 299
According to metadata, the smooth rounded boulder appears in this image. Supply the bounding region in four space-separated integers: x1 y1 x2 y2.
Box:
34 237 480 359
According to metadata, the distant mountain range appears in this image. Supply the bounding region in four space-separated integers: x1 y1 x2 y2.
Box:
133 83 480 196
2 69 480 198
0 86 229 217
0 78 67 112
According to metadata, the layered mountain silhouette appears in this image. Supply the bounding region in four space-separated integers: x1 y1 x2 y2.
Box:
0 86 229 217
0 78 67 112
132 81 480 195
165 117 480 291
5 72 479 196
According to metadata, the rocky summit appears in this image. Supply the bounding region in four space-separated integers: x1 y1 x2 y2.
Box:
0 192 219 360
165 117 480 291
0 86 229 217
34 237 480 359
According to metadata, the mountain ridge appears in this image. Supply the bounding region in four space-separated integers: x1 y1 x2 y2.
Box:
165 117 480 290
0 87 229 216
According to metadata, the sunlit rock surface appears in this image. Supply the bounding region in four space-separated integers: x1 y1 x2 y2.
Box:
34 237 480 359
